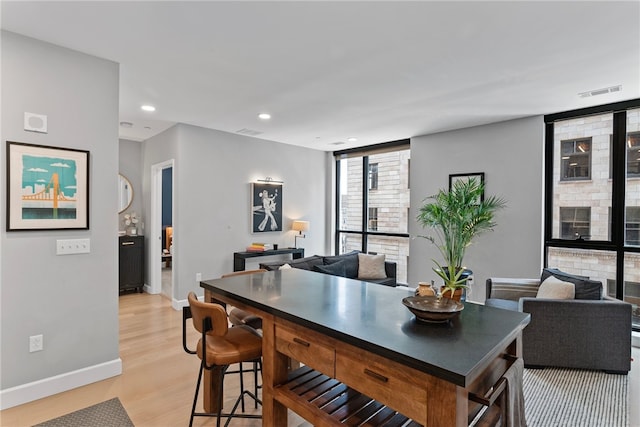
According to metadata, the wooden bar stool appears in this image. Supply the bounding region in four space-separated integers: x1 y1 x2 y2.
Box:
222 269 266 331
221 269 265 411
182 292 262 427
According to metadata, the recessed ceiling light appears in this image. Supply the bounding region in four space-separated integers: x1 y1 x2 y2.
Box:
119 121 133 128
144 126 151 130
347 137 358 142
258 113 271 120
141 105 156 112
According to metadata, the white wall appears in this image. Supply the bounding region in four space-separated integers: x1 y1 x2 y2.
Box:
0 32 120 408
409 116 545 302
142 123 330 303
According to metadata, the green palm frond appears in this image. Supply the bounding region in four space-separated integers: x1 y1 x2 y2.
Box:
417 177 506 290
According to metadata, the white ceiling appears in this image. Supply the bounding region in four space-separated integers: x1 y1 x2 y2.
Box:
2 1 639 151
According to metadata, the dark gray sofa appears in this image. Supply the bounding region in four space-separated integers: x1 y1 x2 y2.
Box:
259 251 397 287
485 274 632 374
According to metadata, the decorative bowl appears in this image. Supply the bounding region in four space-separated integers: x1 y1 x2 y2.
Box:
402 295 464 323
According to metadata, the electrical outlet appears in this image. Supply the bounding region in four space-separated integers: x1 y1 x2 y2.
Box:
196 273 202 282
56 238 90 255
29 334 43 352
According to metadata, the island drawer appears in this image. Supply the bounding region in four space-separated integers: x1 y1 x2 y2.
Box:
335 346 428 424
275 322 335 376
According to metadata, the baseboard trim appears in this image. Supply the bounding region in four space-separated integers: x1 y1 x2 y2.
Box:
0 358 122 410
172 296 201 311
172 297 186 311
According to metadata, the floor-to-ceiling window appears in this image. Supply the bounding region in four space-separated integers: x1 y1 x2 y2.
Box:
545 99 640 330
335 140 410 284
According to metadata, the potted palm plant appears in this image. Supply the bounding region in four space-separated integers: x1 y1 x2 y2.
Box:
417 177 505 301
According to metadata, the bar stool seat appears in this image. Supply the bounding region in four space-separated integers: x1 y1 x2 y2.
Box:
197 325 262 365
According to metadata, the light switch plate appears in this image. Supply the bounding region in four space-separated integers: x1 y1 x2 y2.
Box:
56 238 90 255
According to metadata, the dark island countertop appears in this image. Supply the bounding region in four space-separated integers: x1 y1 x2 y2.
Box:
201 268 530 387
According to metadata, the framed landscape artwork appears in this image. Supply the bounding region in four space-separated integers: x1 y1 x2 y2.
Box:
6 141 89 231
251 182 283 233
449 172 485 203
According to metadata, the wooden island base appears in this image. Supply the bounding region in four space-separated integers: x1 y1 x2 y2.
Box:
202 269 529 427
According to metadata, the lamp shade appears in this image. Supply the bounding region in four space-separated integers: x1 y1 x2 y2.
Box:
292 220 310 232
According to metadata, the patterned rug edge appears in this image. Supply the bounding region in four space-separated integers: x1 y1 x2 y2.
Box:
523 367 629 427
32 397 134 427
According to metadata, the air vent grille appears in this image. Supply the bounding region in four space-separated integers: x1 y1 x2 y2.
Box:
579 85 622 98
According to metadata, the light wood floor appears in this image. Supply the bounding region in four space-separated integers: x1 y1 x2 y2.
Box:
1 293 639 426
0 293 295 427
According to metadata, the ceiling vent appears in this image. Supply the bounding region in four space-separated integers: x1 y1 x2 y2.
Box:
579 85 622 98
236 128 263 136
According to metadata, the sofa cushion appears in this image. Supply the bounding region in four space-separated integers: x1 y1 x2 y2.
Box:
284 255 324 271
485 298 519 311
324 251 360 279
357 253 387 280
279 263 292 270
313 260 347 277
541 268 602 300
536 276 575 299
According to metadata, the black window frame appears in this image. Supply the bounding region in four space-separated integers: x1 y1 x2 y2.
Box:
545 98 640 332
334 139 410 256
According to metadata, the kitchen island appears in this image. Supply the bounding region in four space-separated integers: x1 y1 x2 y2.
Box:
201 268 530 426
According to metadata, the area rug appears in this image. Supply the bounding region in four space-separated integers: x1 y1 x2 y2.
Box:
32 397 134 427
523 367 628 427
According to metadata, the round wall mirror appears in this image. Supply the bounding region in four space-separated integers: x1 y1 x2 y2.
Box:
118 174 134 213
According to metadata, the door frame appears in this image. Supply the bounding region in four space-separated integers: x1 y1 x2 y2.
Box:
148 159 175 296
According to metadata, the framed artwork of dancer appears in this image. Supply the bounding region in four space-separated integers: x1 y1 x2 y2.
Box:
6 141 90 231
251 182 283 233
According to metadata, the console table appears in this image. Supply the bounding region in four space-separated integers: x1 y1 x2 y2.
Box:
201 269 530 426
233 248 304 271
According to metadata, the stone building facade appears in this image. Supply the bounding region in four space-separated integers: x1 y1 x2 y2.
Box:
549 108 640 324
340 149 411 284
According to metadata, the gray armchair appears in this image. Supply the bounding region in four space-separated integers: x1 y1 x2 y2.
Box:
486 277 632 374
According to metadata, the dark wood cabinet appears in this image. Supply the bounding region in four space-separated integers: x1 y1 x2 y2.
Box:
119 235 144 293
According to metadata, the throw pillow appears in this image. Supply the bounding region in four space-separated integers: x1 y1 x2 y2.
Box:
324 250 360 279
541 268 602 300
313 261 347 277
357 253 387 280
536 276 575 299
279 263 292 270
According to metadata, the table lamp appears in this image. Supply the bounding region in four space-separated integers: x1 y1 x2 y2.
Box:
292 220 309 248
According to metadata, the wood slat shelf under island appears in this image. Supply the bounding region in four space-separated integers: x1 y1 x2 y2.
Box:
275 365 421 427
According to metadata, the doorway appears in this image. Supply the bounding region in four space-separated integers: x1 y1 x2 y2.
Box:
149 159 174 300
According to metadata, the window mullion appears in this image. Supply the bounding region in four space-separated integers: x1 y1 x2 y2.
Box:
362 156 369 253
612 111 627 298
